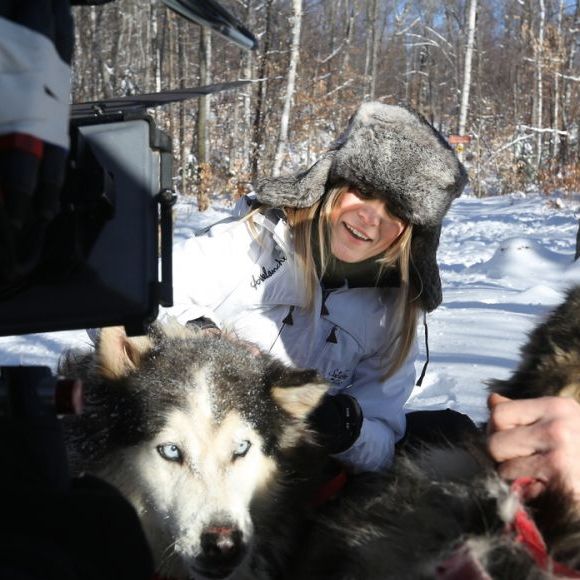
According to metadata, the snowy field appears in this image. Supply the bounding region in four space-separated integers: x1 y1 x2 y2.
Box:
1 191 578 425
405 193 579 423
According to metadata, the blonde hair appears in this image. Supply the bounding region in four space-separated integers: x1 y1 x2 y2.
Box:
284 184 420 378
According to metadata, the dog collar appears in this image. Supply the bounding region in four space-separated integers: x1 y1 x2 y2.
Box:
436 477 580 579
310 468 348 508
508 477 580 578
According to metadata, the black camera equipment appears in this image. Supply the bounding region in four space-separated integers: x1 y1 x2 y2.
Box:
0 1 256 339
0 109 175 337
0 1 256 578
0 80 253 338
0 365 155 580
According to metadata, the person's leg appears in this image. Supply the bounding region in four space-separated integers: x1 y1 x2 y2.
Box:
397 409 480 453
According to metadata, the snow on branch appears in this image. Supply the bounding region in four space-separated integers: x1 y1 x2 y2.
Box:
394 17 420 36
405 34 440 48
325 78 354 97
317 45 343 65
403 70 429 78
519 125 570 136
423 25 455 50
482 134 534 165
557 73 580 82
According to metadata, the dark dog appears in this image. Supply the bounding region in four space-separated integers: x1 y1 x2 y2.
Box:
287 286 580 579
489 285 580 400
61 287 580 579
301 286 580 579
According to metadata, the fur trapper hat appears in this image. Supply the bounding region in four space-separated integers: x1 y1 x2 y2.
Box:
255 102 468 311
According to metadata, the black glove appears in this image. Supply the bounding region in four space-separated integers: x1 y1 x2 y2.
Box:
308 393 363 454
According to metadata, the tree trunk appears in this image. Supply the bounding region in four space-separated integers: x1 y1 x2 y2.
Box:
272 0 303 176
152 5 162 93
458 0 477 141
535 0 546 169
240 0 255 178
197 26 212 211
177 16 188 195
363 0 378 99
250 0 275 181
368 0 380 99
343 2 354 73
561 0 579 165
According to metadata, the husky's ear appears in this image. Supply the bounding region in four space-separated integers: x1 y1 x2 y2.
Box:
269 366 330 420
97 326 154 380
272 384 329 420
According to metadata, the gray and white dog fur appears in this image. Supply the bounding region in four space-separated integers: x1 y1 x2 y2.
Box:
62 286 580 580
62 322 329 580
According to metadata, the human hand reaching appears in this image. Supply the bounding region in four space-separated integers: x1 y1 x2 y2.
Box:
487 393 580 503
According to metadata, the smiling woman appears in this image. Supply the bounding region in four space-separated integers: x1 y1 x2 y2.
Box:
169 102 470 474
329 188 407 263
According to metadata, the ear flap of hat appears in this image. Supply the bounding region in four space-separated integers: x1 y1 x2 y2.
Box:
410 224 443 312
255 152 335 208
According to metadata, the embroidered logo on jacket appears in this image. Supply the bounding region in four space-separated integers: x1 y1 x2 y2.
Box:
250 256 287 289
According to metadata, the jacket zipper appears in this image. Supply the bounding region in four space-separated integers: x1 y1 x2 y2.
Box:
268 305 295 354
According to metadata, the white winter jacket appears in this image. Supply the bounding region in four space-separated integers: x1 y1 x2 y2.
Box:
169 200 418 472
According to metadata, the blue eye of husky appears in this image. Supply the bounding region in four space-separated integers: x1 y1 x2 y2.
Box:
233 439 251 459
157 443 183 463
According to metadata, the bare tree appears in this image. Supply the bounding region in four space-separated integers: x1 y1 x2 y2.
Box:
342 2 355 76
272 0 303 176
70 0 580 206
240 0 256 177
535 0 546 169
196 26 212 211
363 0 380 99
368 0 381 99
458 0 477 141
250 0 275 181
551 0 565 159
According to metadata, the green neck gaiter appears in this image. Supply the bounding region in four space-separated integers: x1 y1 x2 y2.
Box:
311 220 400 289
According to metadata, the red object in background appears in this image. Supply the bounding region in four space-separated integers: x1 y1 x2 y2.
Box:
448 134 472 145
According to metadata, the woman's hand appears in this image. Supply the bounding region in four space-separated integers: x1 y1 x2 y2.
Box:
186 317 262 355
309 394 364 454
487 393 580 503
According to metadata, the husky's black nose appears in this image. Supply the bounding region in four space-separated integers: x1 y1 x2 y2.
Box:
194 525 246 578
201 526 243 560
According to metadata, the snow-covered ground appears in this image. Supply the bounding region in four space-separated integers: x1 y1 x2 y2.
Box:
405 193 579 423
1 191 578 426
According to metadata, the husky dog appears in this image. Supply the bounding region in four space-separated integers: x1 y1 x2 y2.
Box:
62 322 331 580
62 287 580 580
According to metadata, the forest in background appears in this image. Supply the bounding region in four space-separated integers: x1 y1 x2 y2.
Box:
71 0 580 208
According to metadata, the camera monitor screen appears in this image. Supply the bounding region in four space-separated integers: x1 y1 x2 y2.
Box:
0 115 173 337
